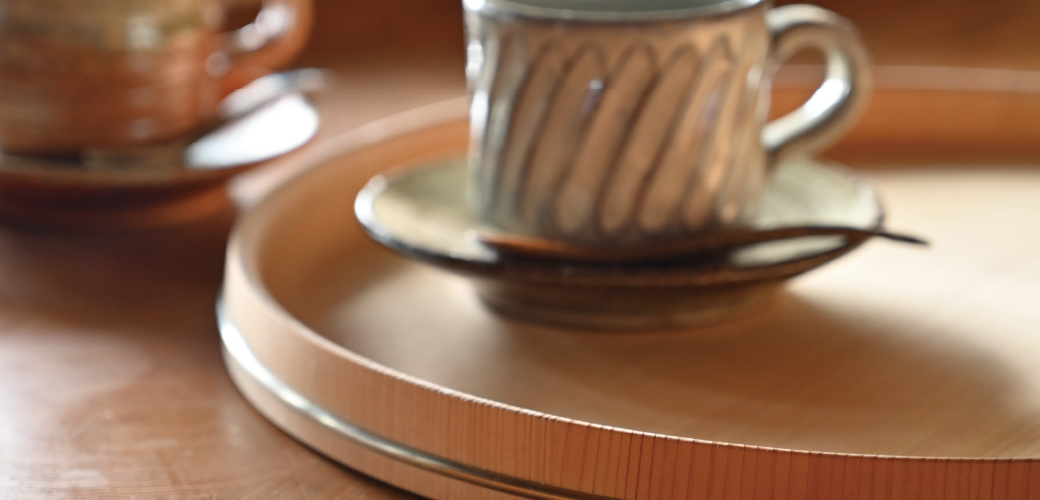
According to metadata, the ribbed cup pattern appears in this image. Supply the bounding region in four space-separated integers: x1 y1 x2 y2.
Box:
0 0 217 154
467 7 772 245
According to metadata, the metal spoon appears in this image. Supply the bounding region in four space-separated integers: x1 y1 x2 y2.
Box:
477 226 927 265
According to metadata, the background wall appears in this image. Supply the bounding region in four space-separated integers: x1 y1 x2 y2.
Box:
265 0 1040 163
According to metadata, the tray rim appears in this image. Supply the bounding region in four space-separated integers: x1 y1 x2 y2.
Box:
220 98 1040 500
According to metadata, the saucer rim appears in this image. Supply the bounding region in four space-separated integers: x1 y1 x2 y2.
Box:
355 156 885 289
0 93 319 189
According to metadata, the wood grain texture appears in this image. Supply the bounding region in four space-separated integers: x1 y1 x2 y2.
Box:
223 104 1040 500
5 0 1040 497
0 2 458 498
0 204 418 499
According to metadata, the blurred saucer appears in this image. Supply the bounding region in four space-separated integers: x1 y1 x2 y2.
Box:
0 71 322 230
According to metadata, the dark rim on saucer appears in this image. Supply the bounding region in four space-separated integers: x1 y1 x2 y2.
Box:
354 157 885 289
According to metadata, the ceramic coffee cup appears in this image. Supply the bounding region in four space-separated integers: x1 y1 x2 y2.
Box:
464 0 870 246
0 0 313 156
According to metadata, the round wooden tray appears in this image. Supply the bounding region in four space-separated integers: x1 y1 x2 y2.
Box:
220 100 1040 499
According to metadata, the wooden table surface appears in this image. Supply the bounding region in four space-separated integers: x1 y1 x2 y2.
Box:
2 0 1039 498
0 1 462 497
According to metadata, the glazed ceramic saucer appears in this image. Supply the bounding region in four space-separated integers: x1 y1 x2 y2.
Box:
0 70 323 229
356 156 915 329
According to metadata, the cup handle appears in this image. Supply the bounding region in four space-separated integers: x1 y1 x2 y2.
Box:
217 0 315 95
762 5 871 164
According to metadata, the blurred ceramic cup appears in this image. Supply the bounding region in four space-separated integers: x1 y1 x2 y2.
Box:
0 0 313 156
464 0 870 246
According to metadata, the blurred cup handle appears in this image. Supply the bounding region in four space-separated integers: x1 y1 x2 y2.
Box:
762 4 871 165
217 0 315 95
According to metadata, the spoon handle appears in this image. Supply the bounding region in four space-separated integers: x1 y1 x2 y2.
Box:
477 226 927 265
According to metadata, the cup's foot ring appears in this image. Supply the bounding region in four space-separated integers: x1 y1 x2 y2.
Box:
476 280 782 330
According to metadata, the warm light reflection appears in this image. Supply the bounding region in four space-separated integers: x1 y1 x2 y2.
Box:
186 93 319 169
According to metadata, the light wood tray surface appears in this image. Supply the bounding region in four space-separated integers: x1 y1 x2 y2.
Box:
222 101 1040 499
